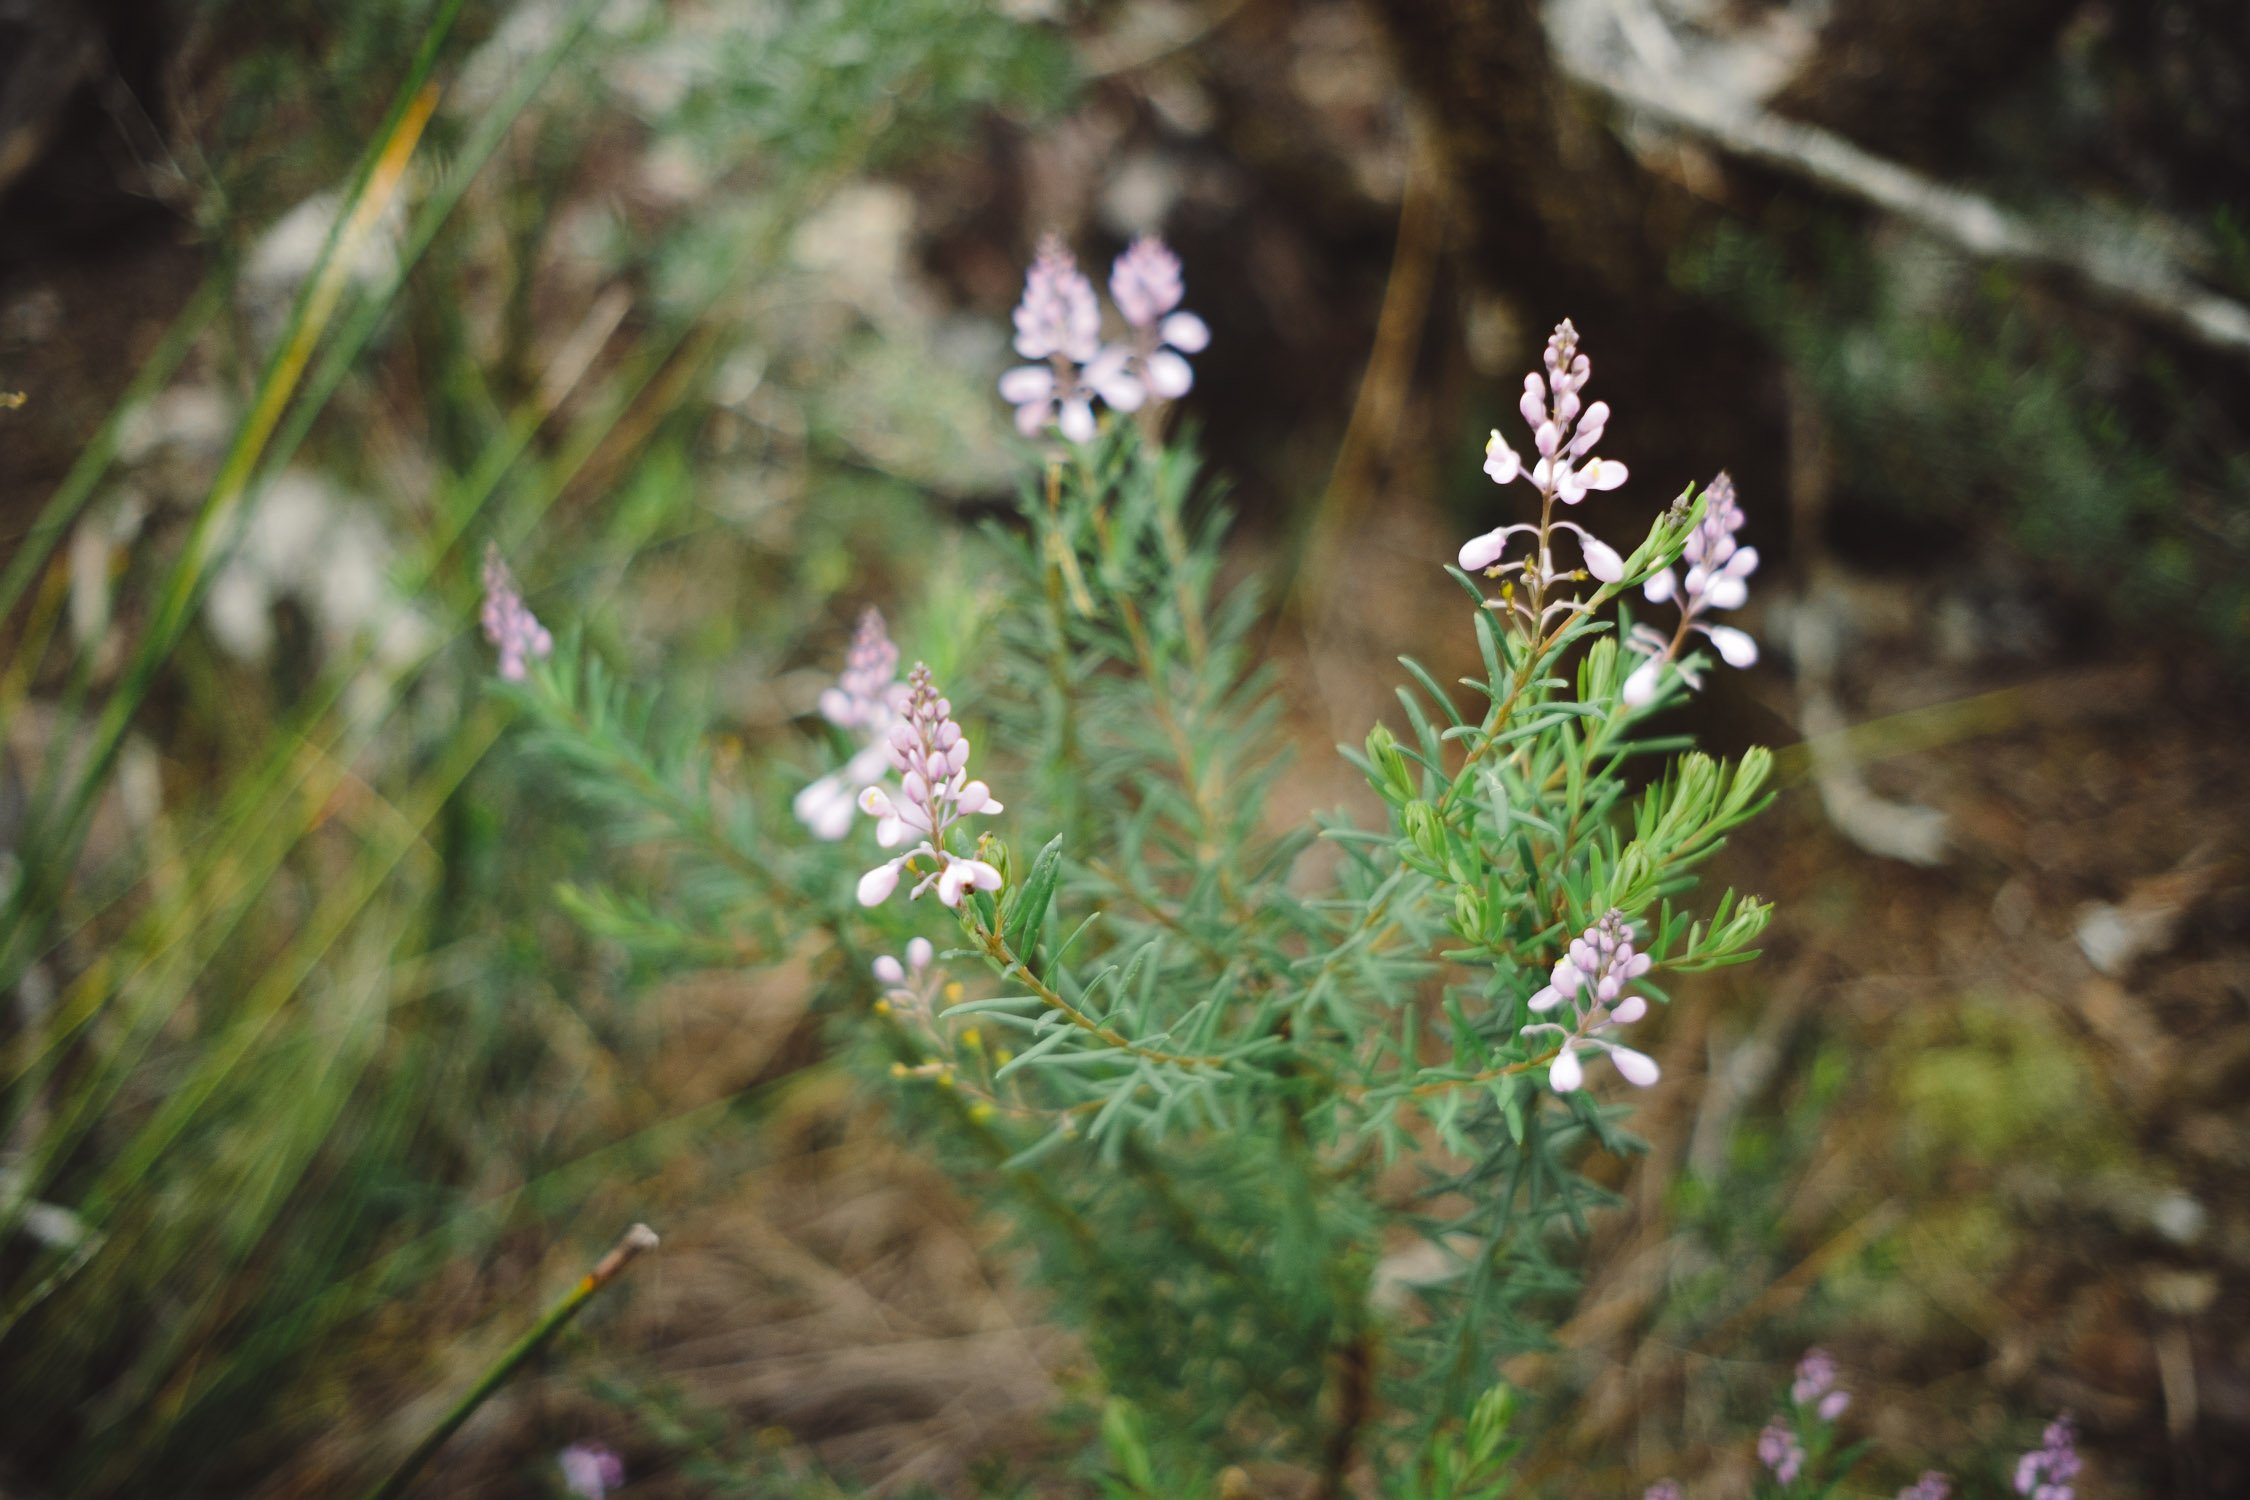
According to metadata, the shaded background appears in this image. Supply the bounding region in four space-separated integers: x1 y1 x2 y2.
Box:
0 0 2246 1494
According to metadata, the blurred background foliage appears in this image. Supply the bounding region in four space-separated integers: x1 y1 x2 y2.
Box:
0 0 2245 1496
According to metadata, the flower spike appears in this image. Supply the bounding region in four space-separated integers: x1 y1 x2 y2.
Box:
856 664 1006 908
1110 235 1210 398
1523 910 1660 1091
480 543 553 681
2013 1414 2081 1500
1624 471 1760 707
795 608 911 841
1001 234 1145 442
1457 321 1630 608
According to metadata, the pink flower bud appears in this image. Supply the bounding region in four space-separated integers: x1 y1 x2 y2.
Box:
1160 311 1209 353
1459 528 1510 572
857 860 903 907
1704 624 1758 668
1580 534 1625 583
1607 1044 1660 1086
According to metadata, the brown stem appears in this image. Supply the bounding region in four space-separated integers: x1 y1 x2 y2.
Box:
1314 1324 1377 1500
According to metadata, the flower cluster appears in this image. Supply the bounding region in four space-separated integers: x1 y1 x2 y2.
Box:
1109 235 1210 399
1644 1482 1683 1500
2013 1415 2080 1500
999 233 1205 442
1457 319 1631 596
855 664 1005 907
558 1443 624 1500
1623 472 1759 707
479 543 552 681
1524 910 1659 1092
1753 1348 1853 1489
1900 1472 1952 1500
794 608 909 840
872 936 941 1022
1758 1419 1807 1487
1791 1347 1852 1421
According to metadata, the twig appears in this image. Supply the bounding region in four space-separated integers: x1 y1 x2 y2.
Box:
361 1224 660 1500
966 911 1226 1071
1289 119 1447 626
1563 27 2250 360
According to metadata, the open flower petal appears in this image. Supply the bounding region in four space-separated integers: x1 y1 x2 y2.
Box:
1549 1045 1584 1093
1483 430 1521 485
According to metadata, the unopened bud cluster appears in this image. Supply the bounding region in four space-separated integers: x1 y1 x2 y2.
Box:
480 544 553 682
1653 1354 2076 1498
1523 910 1659 1092
1625 471 1760 706
872 936 941 1021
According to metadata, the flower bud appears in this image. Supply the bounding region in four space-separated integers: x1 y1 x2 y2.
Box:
1400 799 1448 874
1365 724 1415 801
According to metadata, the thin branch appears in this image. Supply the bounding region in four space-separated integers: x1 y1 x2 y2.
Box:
362 1224 659 1500
966 912 1227 1071
1565 30 2250 359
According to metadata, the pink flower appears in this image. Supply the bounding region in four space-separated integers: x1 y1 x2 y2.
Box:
1523 910 1660 1091
479 543 553 681
558 1443 624 1499
818 607 907 732
795 610 910 842
873 936 941 1020
1622 473 1759 708
855 664 1005 908
1457 321 1629 598
1644 1483 1683 1500
1642 471 1758 620
1757 1419 1805 1486
1110 235 1210 398
1899 1473 1951 1500
2013 1415 2081 1500
1000 235 1145 443
1790 1347 1838 1406
1012 233 1100 364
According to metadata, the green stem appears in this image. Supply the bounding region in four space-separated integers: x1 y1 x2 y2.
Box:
1038 459 1087 836
361 1223 658 1500
966 910 1223 1070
